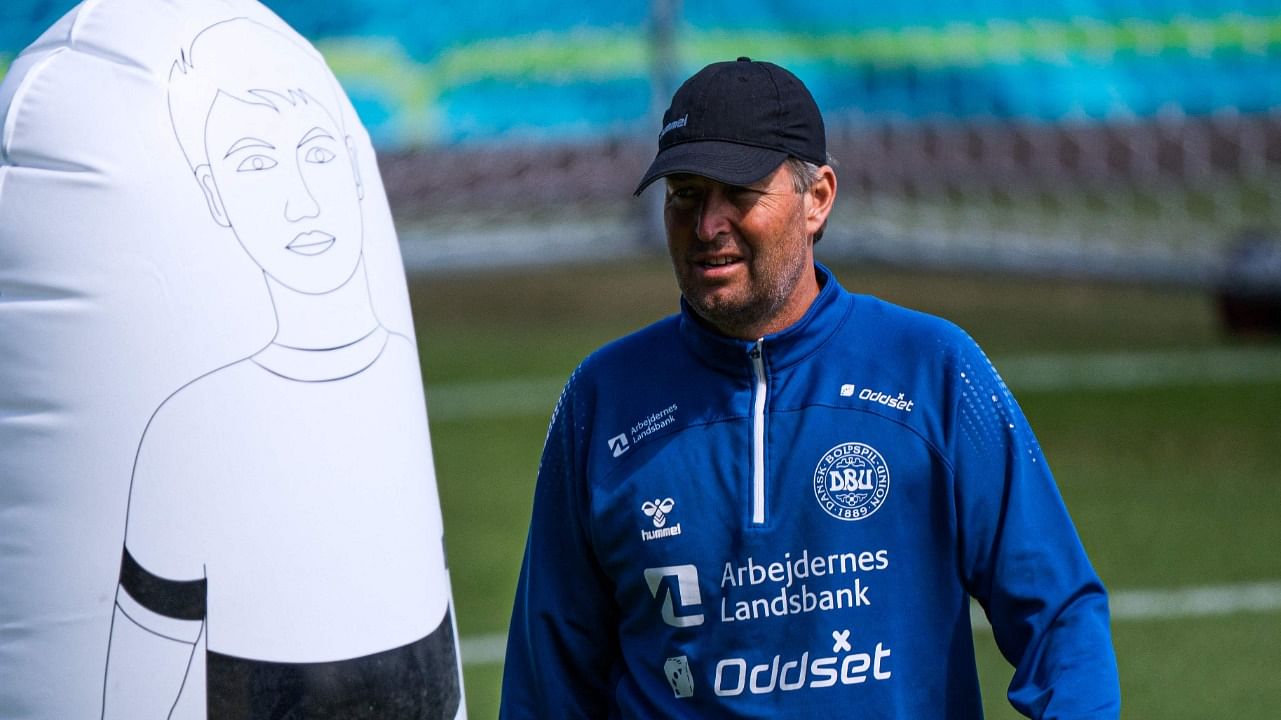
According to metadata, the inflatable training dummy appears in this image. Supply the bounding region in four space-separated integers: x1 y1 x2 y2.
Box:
0 1 465 717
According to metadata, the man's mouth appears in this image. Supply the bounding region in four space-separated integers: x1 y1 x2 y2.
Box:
702 257 739 267
695 255 743 274
286 231 336 256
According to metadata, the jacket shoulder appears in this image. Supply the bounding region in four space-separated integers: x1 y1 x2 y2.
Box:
847 293 977 364
577 313 682 380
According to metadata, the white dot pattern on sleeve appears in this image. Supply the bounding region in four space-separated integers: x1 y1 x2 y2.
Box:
957 347 1042 463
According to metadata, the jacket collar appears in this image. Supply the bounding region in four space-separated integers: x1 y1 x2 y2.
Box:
678 262 853 376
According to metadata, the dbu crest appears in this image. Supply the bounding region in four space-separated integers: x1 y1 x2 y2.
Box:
813 442 890 521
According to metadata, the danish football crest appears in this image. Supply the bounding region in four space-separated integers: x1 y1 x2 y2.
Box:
813 442 890 521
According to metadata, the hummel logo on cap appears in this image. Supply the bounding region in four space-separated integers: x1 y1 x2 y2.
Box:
634 56 827 195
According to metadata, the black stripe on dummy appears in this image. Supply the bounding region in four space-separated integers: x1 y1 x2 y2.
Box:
118 547 207 621
207 606 462 719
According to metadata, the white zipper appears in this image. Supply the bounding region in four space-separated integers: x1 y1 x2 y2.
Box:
749 340 767 525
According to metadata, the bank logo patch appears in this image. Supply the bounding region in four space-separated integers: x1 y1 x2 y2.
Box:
610 404 679 459
644 565 705 627
813 442 891 522
608 433 631 457
664 655 695 698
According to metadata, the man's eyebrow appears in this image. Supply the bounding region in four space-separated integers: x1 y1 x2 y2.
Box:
297 127 334 147
223 137 274 158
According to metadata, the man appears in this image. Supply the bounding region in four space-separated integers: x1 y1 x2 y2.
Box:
501 58 1119 718
101 17 461 719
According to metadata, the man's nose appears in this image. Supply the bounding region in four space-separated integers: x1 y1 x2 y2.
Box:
695 188 733 243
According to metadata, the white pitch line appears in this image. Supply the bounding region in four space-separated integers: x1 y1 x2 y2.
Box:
460 634 508 668
427 347 1281 422
427 377 564 422
460 580 1281 667
459 633 510 669
970 580 1281 631
997 347 1281 392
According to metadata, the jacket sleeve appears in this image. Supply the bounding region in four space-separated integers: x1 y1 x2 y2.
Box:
948 336 1120 719
500 369 621 718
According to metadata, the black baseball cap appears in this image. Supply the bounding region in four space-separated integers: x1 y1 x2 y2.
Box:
634 57 826 195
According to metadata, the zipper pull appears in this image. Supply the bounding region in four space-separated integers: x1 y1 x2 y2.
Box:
748 339 763 360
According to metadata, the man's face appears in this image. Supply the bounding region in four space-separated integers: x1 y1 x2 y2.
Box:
664 163 818 339
203 90 363 295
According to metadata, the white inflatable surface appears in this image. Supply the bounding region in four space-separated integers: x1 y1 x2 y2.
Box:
0 1 464 717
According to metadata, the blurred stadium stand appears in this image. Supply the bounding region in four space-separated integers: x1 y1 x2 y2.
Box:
4 0 1279 292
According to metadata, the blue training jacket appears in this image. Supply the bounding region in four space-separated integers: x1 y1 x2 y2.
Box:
501 264 1120 719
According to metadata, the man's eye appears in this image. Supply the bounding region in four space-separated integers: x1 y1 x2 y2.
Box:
669 188 700 204
236 155 277 172
305 147 337 164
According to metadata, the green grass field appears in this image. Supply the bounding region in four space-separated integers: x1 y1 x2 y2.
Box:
408 257 1281 719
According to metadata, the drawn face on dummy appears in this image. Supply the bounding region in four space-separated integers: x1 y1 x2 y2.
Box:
170 18 366 295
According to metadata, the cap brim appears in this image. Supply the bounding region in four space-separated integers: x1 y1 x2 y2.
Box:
633 140 788 196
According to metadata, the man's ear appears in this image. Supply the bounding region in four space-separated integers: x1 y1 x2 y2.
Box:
805 165 837 239
346 136 364 201
194 164 231 227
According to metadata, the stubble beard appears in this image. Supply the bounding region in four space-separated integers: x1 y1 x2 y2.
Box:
677 226 812 340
